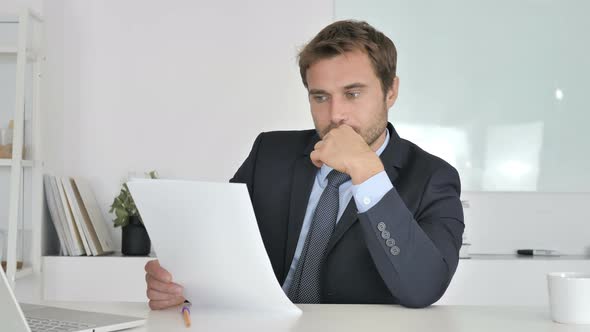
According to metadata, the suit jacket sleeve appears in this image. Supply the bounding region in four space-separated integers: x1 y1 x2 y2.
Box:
357 164 464 308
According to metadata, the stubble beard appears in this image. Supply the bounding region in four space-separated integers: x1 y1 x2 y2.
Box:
315 105 388 147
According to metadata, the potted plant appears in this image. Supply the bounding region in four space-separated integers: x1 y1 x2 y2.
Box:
109 170 158 256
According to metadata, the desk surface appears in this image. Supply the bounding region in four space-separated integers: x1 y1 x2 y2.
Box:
37 301 590 332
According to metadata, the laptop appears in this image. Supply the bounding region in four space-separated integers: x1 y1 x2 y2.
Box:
0 268 145 332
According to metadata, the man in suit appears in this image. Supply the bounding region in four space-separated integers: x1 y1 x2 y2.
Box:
144 20 464 309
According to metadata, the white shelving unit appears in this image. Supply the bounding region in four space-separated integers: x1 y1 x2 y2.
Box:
0 46 37 61
0 8 44 290
42 254 155 302
0 159 35 167
37 253 590 304
437 254 590 305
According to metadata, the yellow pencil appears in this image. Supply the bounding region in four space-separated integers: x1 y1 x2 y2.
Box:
181 301 191 327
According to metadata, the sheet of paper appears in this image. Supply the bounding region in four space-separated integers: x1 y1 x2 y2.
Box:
127 180 302 315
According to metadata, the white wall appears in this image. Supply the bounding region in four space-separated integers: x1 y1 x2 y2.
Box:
39 1 590 256
41 0 335 249
4 0 587 307
0 0 42 14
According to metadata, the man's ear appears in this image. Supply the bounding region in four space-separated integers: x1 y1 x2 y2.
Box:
386 76 399 109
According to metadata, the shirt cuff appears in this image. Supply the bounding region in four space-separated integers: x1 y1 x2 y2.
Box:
351 171 394 213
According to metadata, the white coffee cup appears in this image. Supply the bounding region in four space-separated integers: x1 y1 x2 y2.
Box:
547 272 590 324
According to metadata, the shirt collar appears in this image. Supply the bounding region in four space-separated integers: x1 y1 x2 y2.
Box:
317 128 390 187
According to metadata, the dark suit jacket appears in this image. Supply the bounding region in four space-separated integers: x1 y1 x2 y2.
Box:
230 123 464 308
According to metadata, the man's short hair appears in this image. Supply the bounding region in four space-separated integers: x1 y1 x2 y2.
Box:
298 20 397 97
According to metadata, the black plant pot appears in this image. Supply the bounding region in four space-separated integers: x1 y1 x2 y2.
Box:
121 216 151 256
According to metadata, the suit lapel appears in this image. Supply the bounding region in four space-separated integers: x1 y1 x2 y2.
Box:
325 198 357 254
283 141 319 280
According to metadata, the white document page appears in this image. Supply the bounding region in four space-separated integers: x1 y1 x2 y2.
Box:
127 179 302 315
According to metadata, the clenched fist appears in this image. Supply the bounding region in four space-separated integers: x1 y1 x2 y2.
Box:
144 260 185 310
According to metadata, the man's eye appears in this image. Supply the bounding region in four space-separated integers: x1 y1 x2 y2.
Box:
312 95 328 103
346 91 361 99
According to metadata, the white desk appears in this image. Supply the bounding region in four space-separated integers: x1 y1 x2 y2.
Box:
35 302 590 332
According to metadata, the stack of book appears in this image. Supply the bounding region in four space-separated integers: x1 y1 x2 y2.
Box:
43 175 115 256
